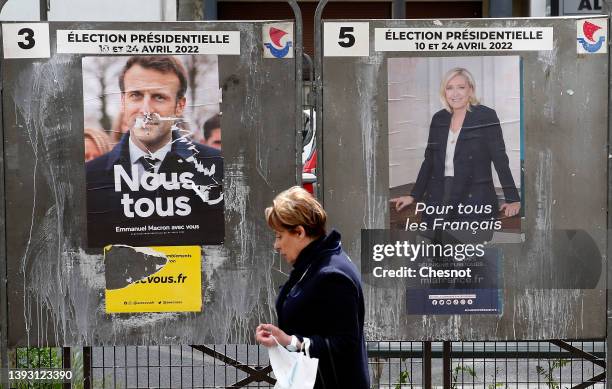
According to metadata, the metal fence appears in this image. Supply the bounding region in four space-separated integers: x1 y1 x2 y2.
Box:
6 340 606 388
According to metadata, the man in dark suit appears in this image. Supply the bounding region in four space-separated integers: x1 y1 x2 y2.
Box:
86 56 223 248
202 113 222 150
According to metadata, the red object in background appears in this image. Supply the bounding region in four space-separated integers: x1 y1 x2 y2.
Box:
302 149 317 194
301 109 317 195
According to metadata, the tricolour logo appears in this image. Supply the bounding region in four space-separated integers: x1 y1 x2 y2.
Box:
577 19 607 54
263 22 294 58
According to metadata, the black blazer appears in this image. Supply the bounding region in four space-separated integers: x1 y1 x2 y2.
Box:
85 132 223 247
276 231 370 389
411 105 520 223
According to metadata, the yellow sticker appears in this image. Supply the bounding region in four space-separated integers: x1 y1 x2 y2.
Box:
105 245 201 313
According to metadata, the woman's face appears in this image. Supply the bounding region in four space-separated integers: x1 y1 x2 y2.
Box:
273 228 308 265
445 74 472 112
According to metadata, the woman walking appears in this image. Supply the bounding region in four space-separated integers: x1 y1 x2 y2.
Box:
255 186 370 388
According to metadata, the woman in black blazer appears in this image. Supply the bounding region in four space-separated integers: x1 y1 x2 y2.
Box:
392 67 520 234
255 187 370 389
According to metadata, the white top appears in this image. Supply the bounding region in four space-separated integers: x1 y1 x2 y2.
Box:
444 128 461 177
129 137 172 176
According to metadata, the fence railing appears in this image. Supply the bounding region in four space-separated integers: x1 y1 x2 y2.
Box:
5 340 605 388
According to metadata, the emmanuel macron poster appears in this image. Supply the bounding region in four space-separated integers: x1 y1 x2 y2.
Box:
83 55 224 247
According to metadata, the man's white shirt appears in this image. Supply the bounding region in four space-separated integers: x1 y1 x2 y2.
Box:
129 136 172 176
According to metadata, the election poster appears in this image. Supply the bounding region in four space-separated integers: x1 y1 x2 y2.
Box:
83 54 224 248
387 56 523 314
105 245 202 313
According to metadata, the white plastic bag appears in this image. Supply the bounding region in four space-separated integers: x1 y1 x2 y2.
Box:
268 337 318 389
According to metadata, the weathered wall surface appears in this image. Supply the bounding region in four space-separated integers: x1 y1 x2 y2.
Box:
3 21 297 346
322 18 607 340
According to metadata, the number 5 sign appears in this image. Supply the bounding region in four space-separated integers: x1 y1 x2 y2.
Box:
324 22 369 57
2 23 51 59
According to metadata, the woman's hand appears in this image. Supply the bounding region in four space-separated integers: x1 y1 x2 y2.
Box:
255 323 292 348
500 202 520 217
390 196 415 212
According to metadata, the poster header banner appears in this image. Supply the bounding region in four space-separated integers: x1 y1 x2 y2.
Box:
375 27 554 52
56 30 241 55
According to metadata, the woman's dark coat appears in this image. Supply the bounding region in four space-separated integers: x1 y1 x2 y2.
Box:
276 230 370 389
411 104 520 225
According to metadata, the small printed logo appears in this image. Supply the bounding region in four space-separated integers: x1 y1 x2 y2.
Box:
577 19 607 54
263 22 294 59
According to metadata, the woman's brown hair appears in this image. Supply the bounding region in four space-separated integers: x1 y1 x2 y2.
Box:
265 186 327 238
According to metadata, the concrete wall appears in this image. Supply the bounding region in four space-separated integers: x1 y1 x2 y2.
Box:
322 17 607 340
2 20 297 346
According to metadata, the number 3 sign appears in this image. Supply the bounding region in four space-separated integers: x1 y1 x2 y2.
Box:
2 23 51 59
324 22 369 57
